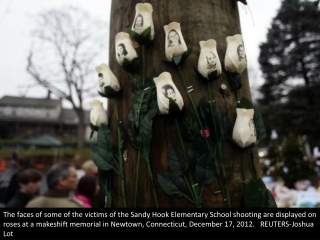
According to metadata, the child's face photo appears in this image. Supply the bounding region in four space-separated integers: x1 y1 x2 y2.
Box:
238 45 246 60
166 88 176 100
134 15 143 28
206 52 217 69
117 45 124 55
98 73 105 88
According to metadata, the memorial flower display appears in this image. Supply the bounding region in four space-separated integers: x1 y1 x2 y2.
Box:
89 100 108 130
153 72 184 115
96 63 121 98
197 39 222 81
131 3 155 42
163 22 188 62
115 32 139 67
224 34 247 74
232 107 257 148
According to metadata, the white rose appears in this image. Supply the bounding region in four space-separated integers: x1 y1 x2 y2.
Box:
115 32 138 66
224 34 247 73
163 22 188 61
89 100 108 128
96 63 121 94
153 72 184 114
197 39 222 78
131 3 155 40
232 108 257 148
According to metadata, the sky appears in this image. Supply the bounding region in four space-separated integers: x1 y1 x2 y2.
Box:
0 0 282 109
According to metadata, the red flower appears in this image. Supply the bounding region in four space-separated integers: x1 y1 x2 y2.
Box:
200 129 210 138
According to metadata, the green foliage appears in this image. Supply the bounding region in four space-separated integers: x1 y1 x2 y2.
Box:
157 172 187 197
244 179 278 208
198 97 232 142
267 132 318 188
195 151 215 185
127 27 152 45
224 71 242 91
257 0 320 144
171 48 192 65
127 72 159 149
98 86 122 99
122 57 139 73
254 111 267 143
168 145 188 176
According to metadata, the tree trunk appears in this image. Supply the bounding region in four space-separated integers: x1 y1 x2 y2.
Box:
108 0 259 207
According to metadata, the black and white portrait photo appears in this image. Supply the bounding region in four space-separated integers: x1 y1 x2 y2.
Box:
98 73 105 88
167 29 181 47
249 119 256 137
162 84 176 101
237 44 246 61
206 51 217 70
117 43 128 58
133 14 143 29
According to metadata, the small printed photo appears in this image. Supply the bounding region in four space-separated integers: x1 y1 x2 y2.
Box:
98 73 105 88
162 84 177 101
133 14 143 29
167 29 181 47
249 119 256 137
237 44 246 62
117 43 128 57
206 51 217 70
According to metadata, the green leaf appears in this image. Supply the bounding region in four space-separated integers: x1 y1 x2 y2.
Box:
168 98 183 118
244 179 277 208
97 169 113 207
225 70 242 91
139 111 154 145
131 74 143 92
194 67 220 83
92 151 113 171
254 111 267 142
140 27 152 45
127 115 140 151
97 124 113 150
90 122 99 132
181 47 192 64
218 109 232 141
181 111 200 141
157 172 187 197
173 55 182 65
237 97 254 109
89 130 95 139
98 86 121 99
195 151 215 185
189 138 208 170
122 57 139 73
127 27 152 45
132 91 148 127
168 145 188 176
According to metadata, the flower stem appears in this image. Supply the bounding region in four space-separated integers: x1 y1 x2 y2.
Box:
249 148 259 181
142 145 159 208
114 100 127 207
241 154 247 190
174 118 201 208
142 45 146 85
178 65 210 151
134 149 141 207
207 83 231 208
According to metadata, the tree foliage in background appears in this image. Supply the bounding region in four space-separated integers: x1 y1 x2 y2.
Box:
26 6 108 148
258 0 320 144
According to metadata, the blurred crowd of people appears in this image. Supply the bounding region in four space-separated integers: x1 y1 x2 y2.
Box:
2 158 106 208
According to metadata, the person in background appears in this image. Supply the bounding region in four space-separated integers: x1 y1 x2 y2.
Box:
74 175 99 208
5 168 42 208
82 159 107 208
26 162 83 208
3 158 32 205
313 140 320 177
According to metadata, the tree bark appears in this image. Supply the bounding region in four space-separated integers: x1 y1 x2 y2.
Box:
108 0 259 207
